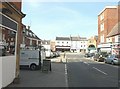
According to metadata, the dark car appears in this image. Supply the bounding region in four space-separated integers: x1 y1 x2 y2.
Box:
93 53 100 61
94 52 108 62
84 53 95 58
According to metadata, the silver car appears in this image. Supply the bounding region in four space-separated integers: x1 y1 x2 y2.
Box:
105 54 120 65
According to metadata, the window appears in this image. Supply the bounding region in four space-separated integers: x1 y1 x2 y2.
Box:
100 13 104 21
62 42 64 43
100 35 104 43
26 31 28 35
106 38 111 43
100 23 104 31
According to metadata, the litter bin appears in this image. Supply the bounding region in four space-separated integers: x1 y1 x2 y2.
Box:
42 60 51 72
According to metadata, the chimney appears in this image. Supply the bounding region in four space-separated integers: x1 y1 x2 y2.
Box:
28 26 30 30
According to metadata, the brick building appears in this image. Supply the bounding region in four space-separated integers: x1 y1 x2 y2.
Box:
0 1 25 87
0 2 25 55
97 6 118 52
20 25 41 49
107 22 120 55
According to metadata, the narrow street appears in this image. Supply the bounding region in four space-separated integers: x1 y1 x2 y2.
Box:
66 53 119 87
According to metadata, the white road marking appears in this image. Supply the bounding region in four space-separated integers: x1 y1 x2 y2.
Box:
93 67 108 75
65 64 68 87
83 62 90 65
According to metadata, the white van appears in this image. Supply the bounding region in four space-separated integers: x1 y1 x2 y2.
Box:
20 47 46 70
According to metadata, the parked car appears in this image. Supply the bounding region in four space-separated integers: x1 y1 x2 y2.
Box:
93 53 99 61
104 54 120 65
84 53 95 58
94 52 108 62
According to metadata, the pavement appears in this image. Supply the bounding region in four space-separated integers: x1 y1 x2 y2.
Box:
6 63 67 88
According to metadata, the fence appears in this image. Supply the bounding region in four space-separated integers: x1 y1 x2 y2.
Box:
0 56 16 89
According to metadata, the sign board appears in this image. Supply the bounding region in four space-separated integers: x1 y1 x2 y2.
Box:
42 60 51 72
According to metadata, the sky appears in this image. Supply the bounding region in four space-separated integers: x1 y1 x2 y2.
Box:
22 1 118 40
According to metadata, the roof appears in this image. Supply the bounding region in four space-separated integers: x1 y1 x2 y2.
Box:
71 36 87 41
24 27 41 41
56 37 70 41
98 6 117 16
71 37 80 41
107 22 120 37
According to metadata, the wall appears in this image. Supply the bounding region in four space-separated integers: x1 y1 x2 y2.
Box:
98 7 118 45
0 56 16 88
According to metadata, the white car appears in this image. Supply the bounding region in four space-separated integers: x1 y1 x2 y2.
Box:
105 54 120 65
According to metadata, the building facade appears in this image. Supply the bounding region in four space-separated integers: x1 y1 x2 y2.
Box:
0 2 25 55
107 22 120 55
0 1 25 88
50 40 56 51
20 25 41 49
55 37 71 52
41 40 51 52
70 36 88 53
87 36 98 52
98 6 118 52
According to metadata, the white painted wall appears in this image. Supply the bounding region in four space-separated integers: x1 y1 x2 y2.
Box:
56 40 71 46
71 40 87 50
0 56 16 89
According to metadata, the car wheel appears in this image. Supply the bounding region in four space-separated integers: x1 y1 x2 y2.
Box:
111 61 115 65
30 64 37 70
104 60 107 63
97 59 99 62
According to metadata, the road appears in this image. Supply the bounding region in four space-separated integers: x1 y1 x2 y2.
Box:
65 53 119 87
6 52 119 88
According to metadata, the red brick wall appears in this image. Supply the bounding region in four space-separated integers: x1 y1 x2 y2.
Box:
25 37 30 46
10 2 22 11
98 7 118 45
32 40 37 46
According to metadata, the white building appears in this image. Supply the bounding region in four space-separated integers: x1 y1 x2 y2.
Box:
70 36 88 53
55 37 71 52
